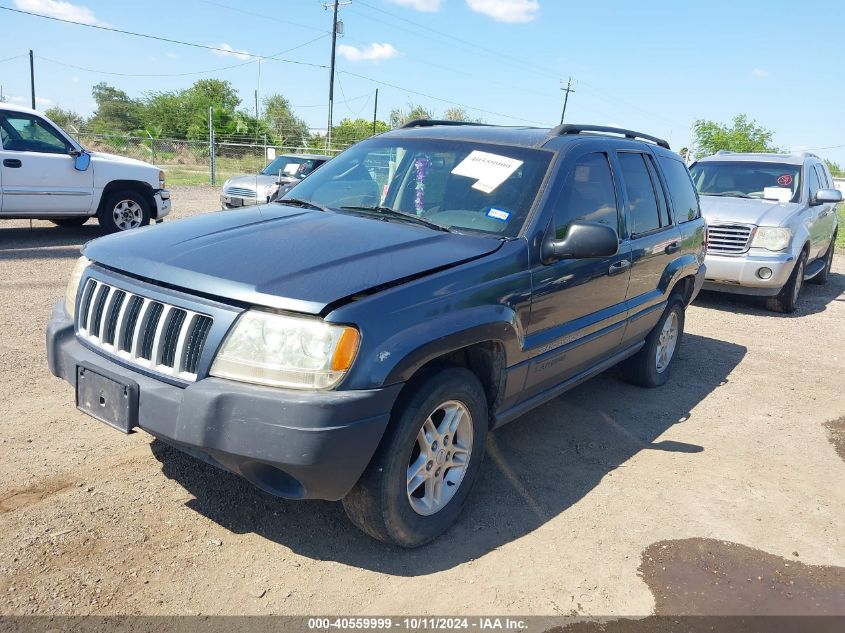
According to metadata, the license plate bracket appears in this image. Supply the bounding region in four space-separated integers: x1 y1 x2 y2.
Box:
76 364 139 434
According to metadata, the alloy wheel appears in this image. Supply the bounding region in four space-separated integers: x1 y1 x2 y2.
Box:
655 310 679 374
112 199 144 231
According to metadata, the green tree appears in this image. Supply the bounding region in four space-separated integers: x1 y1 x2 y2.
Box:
824 159 843 178
389 103 434 128
89 82 143 132
691 114 780 159
44 106 86 131
442 107 482 123
331 117 389 149
261 94 309 148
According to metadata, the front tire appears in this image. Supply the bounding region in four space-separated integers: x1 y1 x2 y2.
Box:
98 190 151 233
342 367 488 547
766 251 807 313
620 295 685 388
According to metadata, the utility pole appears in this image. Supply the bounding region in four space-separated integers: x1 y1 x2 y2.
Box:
372 88 379 136
559 77 574 125
326 0 340 153
209 106 216 186
29 50 35 109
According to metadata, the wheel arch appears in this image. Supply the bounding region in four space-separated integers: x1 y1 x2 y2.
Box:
97 180 157 218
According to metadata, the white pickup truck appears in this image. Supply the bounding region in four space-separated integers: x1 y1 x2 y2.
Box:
0 104 170 232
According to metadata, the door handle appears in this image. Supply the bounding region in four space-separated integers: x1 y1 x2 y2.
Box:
608 259 631 276
3 159 22 168
665 241 681 254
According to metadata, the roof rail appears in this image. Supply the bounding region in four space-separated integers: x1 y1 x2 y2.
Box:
399 119 489 129
551 123 670 150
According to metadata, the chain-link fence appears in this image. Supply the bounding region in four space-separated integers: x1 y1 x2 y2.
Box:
74 131 362 186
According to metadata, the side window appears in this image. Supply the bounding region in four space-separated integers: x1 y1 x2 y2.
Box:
814 164 829 189
0 112 70 154
645 154 671 226
658 156 701 223
618 152 661 235
808 164 821 199
554 152 619 239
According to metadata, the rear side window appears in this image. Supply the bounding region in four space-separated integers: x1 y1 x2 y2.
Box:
659 156 701 223
618 153 661 235
554 152 619 239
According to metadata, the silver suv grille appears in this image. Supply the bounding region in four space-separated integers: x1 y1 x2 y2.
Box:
223 186 256 198
706 223 755 255
75 278 213 381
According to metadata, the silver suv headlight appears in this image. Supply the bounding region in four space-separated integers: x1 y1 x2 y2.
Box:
64 256 91 319
210 310 360 389
751 227 792 251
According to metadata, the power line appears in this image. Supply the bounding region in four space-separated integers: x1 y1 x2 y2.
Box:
196 0 331 34
0 53 27 64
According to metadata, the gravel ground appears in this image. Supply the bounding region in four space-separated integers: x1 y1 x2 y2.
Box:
0 185 844 616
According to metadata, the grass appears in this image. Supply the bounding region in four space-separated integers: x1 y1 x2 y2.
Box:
837 204 845 253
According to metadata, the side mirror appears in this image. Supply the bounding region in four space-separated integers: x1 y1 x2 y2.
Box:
72 150 91 172
542 221 619 263
812 188 843 205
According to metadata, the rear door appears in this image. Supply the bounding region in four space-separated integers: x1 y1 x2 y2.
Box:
614 150 682 344
523 149 632 399
0 109 94 215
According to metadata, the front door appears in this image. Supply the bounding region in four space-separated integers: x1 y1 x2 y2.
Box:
0 110 94 215
523 150 631 400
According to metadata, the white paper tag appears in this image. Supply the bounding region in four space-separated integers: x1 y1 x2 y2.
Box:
283 163 300 175
763 187 792 203
452 150 523 194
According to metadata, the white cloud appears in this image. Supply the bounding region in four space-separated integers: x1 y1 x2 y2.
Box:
212 43 251 61
752 68 770 78
338 42 399 62
14 0 109 26
35 96 53 107
386 0 442 11
8 95 26 104
465 0 539 22
166 52 178 59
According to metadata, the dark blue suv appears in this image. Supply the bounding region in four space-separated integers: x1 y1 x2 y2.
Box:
47 122 706 547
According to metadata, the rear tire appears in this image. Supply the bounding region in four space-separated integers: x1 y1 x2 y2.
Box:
766 251 807 313
50 217 88 228
620 295 685 388
98 190 150 233
808 235 835 285
342 367 488 547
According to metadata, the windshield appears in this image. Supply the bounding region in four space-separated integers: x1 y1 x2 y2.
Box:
689 161 802 203
261 156 323 178
280 137 553 237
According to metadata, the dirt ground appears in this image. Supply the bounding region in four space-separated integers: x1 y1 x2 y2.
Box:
1 186 844 616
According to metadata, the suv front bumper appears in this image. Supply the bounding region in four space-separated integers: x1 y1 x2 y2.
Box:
703 251 796 296
46 301 401 501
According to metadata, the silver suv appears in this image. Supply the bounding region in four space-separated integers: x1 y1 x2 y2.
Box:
689 152 841 312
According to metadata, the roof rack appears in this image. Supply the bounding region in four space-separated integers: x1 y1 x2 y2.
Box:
551 124 670 150
399 119 490 129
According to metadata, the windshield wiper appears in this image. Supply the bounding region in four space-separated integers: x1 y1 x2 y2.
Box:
701 192 753 199
339 205 451 232
278 197 330 212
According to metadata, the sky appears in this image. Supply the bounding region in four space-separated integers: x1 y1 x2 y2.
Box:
1 0 843 164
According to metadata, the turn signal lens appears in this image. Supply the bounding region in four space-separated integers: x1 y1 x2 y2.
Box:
332 327 360 372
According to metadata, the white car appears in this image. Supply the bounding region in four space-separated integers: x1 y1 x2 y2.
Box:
0 103 170 232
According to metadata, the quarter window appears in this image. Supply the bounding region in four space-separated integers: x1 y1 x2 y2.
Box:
659 156 701 223
554 152 619 239
618 152 661 235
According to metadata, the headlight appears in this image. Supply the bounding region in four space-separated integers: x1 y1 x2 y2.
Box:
751 227 792 251
64 256 90 319
158 170 166 189
210 310 360 389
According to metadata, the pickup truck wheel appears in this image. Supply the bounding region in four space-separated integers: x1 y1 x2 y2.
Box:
807 236 835 285
766 252 806 313
620 295 685 388
98 191 150 233
342 367 488 547
50 217 88 227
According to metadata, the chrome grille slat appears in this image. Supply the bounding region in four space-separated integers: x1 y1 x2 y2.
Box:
75 279 213 382
223 186 256 197
707 223 754 255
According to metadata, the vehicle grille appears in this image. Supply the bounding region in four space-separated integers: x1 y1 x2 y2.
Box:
76 278 213 381
223 186 257 198
706 223 755 255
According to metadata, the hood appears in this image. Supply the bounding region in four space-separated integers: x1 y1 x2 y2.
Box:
89 151 159 171
699 195 801 226
83 205 503 315
224 174 294 192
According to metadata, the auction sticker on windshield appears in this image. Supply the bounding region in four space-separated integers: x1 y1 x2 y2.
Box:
452 150 523 193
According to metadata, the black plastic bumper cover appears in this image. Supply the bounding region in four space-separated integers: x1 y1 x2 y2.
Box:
46 301 402 501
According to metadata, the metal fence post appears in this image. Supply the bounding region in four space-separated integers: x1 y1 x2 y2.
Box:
208 106 216 186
